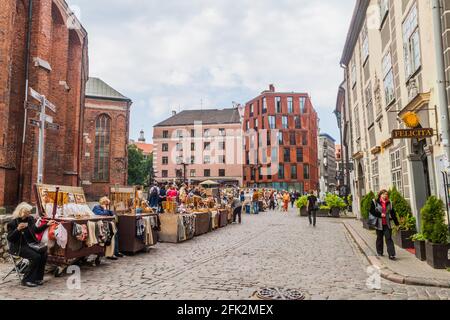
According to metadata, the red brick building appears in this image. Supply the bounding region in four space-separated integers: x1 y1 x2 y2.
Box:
81 78 132 201
243 85 319 193
0 0 88 211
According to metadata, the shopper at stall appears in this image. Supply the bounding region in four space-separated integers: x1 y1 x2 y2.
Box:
148 184 160 210
92 197 124 260
231 196 243 224
269 191 276 211
7 202 56 287
370 190 400 260
167 185 178 202
158 185 167 213
252 189 259 214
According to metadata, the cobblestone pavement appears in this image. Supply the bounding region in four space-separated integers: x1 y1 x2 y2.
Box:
0 208 449 300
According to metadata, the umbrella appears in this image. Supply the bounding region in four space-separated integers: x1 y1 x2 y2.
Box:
200 180 219 187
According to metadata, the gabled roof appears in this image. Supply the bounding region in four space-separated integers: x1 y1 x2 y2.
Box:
154 108 241 127
85 77 131 102
134 142 153 155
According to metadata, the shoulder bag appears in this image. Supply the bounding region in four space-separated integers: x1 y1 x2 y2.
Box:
368 200 378 227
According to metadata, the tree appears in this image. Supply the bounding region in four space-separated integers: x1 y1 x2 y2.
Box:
127 145 152 186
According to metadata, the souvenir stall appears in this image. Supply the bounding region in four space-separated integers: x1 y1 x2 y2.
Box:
109 186 159 254
34 184 116 276
158 201 196 243
187 196 211 237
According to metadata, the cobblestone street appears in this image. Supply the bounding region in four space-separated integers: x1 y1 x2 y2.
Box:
0 208 449 300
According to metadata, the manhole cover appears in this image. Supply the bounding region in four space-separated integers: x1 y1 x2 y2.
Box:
254 287 308 300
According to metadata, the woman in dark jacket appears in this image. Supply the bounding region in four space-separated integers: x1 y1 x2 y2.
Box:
370 190 400 260
158 186 167 213
7 202 55 287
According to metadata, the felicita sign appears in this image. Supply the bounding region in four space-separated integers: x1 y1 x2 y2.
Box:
392 128 434 139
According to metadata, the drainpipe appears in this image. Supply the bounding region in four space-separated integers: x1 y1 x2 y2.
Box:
432 0 450 227
18 0 33 202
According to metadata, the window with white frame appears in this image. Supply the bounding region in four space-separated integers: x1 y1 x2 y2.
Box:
379 0 389 25
362 23 369 63
372 159 380 192
403 3 421 79
382 51 395 106
390 150 403 194
351 59 357 88
287 97 293 113
354 106 361 139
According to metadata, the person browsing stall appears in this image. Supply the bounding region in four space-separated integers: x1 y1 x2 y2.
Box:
7 203 56 287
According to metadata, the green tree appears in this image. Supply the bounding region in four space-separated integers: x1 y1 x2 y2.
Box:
127 145 153 186
421 196 449 244
388 187 412 218
360 192 375 220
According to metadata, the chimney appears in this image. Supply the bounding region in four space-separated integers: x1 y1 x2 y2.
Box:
172 110 177 116
269 84 275 92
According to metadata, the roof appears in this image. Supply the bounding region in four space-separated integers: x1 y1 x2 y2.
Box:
340 0 370 66
85 77 131 102
154 108 241 127
320 133 336 142
133 142 153 155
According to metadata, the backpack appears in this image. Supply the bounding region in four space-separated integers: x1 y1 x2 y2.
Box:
150 187 158 197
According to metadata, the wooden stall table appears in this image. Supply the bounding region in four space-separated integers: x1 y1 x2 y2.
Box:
192 211 212 236
158 213 195 243
218 209 228 228
35 184 116 276
117 213 158 254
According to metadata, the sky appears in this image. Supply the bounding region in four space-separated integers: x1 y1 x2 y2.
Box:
69 0 356 143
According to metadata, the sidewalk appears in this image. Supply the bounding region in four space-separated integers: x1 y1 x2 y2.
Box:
343 219 450 288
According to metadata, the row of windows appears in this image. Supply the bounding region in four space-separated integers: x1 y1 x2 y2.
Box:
246 115 303 131
162 141 227 152
162 128 227 139
370 150 403 195
246 131 309 148
247 164 310 181
249 96 307 115
161 169 226 178
245 148 304 165
161 155 227 165
351 2 421 128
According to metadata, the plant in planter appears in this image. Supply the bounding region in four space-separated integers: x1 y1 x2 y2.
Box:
421 196 450 269
389 187 416 249
412 233 427 261
360 192 375 229
347 194 353 212
295 196 308 217
324 194 347 218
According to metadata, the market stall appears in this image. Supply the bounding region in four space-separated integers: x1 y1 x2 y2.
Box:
218 209 228 228
192 210 211 236
158 212 196 243
109 186 159 254
34 184 116 275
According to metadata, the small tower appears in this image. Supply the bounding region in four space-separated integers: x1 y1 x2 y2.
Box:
138 130 146 143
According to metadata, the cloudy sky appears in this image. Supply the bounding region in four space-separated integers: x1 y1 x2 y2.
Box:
70 0 356 142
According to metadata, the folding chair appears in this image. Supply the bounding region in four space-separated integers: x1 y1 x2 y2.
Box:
1 244 29 283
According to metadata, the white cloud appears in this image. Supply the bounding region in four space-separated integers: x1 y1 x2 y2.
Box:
71 0 356 141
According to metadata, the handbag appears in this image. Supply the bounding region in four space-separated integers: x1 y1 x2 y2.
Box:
368 200 378 227
27 242 48 254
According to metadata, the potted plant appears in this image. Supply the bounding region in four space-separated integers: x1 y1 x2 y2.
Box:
389 188 416 249
295 196 308 217
421 196 450 269
360 192 375 230
324 194 347 218
412 233 427 261
347 194 353 213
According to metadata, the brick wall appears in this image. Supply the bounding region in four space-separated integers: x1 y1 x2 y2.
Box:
81 98 130 201
0 0 88 208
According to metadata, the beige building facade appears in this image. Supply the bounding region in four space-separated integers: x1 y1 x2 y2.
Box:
339 0 450 225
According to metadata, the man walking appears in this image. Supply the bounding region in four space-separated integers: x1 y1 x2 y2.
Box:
231 195 243 224
306 190 318 227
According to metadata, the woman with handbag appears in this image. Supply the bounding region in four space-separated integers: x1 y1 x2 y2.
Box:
7 202 56 287
370 190 400 260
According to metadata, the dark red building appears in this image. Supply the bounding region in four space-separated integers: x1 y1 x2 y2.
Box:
243 85 319 193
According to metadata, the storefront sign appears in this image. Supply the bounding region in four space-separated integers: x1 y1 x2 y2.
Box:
371 146 381 155
392 128 434 140
381 138 393 149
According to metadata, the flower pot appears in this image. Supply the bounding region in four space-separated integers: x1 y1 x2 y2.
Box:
299 208 308 217
425 241 450 269
317 209 329 217
330 208 341 218
414 240 426 261
393 230 415 249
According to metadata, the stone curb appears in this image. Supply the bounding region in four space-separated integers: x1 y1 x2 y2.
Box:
343 222 450 289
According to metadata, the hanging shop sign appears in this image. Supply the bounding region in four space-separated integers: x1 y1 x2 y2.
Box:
371 146 381 155
381 138 393 149
392 128 434 139
401 112 421 129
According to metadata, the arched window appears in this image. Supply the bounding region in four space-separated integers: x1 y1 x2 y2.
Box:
94 114 111 182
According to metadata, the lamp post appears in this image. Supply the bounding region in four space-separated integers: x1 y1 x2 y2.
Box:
180 162 189 186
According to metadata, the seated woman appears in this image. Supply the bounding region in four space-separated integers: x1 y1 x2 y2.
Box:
7 202 56 287
92 197 124 260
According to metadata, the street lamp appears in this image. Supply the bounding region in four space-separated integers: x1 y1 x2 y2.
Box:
180 162 189 186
